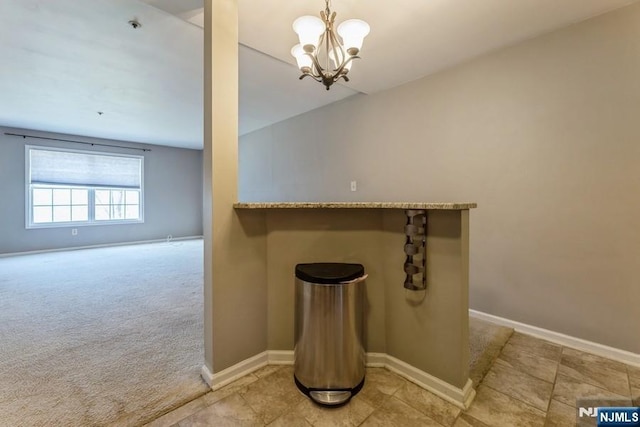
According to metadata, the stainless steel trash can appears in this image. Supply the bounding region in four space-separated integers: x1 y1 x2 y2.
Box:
294 262 367 406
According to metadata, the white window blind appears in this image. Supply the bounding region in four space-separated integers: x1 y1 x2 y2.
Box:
29 148 142 188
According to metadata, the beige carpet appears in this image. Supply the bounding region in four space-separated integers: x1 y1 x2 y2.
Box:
469 316 514 386
0 240 208 427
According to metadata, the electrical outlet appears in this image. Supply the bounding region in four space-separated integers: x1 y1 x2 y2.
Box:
350 180 357 191
71 228 78 236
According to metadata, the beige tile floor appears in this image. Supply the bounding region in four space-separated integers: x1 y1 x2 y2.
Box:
145 332 640 427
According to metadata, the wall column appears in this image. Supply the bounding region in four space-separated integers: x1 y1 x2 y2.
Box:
202 0 267 385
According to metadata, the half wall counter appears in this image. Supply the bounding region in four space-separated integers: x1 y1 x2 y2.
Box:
233 201 477 408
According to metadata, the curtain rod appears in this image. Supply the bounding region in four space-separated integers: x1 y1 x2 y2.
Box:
4 132 152 152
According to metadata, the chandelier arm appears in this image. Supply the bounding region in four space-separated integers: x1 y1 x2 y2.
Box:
300 73 323 83
333 75 347 85
333 54 359 78
323 2 338 73
305 51 325 78
325 27 332 73
314 31 328 76
327 27 347 71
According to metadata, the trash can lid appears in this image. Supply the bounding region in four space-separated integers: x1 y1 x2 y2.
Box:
295 263 365 284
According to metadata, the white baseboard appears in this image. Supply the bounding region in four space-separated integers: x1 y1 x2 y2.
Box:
203 349 474 409
201 365 214 388
470 309 640 368
201 351 268 390
267 350 294 365
365 352 387 367
262 351 388 368
0 235 203 258
204 311 640 404
385 355 475 409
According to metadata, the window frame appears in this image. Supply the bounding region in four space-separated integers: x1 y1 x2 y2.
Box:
25 145 145 229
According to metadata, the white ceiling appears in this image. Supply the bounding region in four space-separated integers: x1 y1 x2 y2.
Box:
0 0 638 149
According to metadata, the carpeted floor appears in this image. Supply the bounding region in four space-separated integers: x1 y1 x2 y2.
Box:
0 240 208 427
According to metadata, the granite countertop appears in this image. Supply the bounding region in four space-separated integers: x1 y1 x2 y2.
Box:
233 202 477 210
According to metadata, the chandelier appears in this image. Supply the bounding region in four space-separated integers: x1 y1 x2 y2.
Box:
290 0 370 90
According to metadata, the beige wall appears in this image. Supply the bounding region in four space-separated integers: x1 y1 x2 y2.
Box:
383 209 470 388
265 210 386 353
239 3 640 353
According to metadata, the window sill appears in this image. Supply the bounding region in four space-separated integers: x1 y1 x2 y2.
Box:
26 219 145 230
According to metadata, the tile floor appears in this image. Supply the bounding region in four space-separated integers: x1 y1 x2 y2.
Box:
145 332 640 427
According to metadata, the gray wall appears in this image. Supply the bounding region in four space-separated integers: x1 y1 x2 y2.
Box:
0 126 203 254
239 4 640 353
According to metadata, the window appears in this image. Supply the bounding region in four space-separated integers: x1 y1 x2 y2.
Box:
95 189 140 221
32 187 89 224
26 146 144 228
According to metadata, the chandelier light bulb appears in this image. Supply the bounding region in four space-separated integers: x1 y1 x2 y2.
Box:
292 15 325 51
337 19 370 54
291 44 313 72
